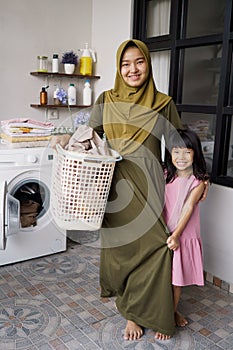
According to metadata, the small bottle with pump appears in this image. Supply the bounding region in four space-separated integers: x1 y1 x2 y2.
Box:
83 79 92 106
68 83 76 105
40 86 49 105
52 54 59 73
79 43 96 76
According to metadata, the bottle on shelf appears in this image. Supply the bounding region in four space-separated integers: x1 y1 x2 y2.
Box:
83 79 92 106
37 56 48 72
40 86 49 105
79 43 96 76
68 83 76 105
52 54 59 73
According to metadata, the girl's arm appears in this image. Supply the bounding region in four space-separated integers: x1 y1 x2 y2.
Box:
167 181 205 251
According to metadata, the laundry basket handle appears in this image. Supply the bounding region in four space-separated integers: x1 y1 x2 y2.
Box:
55 144 122 162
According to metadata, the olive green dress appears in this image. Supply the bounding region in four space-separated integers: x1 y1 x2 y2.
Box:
88 39 182 336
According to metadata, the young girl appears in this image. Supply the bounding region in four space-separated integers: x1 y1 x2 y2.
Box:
164 128 209 327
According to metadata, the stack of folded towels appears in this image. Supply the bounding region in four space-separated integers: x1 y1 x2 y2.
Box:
1 118 55 147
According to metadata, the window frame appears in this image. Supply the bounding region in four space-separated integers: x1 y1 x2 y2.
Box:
133 0 233 188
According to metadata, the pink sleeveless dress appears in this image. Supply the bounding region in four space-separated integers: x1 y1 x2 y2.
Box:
164 175 204 286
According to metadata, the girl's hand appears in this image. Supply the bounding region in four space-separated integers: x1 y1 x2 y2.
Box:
200 180 209 201
167 235 180 251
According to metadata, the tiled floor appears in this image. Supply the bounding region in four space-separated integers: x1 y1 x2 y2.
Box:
0 235 233 350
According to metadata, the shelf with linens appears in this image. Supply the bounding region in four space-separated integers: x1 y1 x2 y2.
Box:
30 71 100 108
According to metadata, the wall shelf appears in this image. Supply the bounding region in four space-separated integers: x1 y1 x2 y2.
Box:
30 104 91 108
30 71 100 79
30 71 99 110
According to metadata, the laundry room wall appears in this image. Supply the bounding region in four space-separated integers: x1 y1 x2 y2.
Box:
91 0 133 96
0 0 93 124
0 0 132 128
200 184 233 290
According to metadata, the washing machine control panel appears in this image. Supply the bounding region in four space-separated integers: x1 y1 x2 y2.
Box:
0 146 54 168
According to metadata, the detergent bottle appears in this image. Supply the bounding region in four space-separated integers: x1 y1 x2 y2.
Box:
79 43 96 76
68 83 76 105
83 79 92 106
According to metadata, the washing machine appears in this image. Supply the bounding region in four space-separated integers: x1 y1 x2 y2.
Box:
0 144 66 265
201 140 214 173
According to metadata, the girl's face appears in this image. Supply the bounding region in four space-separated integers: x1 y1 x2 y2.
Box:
120 46 148 87
171 147 194 173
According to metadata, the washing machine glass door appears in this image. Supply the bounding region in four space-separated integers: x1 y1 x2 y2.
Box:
0 180 20 250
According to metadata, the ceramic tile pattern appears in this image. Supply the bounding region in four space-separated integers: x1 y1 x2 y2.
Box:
0 237 233 350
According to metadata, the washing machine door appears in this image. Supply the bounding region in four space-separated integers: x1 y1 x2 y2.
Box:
0 180 20 250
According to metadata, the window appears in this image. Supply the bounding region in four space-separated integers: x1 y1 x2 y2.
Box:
181 45 222 105
133 0 233 188
146 0 171 37
151 51 171 93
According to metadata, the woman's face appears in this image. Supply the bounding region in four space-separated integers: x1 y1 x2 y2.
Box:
120 46 148 87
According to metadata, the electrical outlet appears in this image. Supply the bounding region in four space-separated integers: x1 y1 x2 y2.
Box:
47 109 59 120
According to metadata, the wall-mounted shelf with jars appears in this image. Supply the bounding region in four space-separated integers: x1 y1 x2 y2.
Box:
30 71 100 109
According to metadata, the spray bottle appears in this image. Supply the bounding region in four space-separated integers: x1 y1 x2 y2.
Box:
79 43 96 76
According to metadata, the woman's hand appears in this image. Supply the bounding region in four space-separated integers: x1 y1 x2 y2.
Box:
50 134 71 150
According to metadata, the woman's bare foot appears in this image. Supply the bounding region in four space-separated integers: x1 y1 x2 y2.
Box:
100 297 110 303
155 332 171 340
124 320 143 340
175 311 188 327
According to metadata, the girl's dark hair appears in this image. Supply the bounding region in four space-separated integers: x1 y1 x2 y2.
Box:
165 128 209 183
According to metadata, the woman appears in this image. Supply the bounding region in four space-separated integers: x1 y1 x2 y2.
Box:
88 39 183 340
51 39 183 340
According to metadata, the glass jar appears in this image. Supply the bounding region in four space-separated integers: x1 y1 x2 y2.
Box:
37 56 48 72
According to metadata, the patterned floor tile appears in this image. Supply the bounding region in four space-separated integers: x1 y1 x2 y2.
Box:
0 239 233 349
16 254 87 282
0 297 61 349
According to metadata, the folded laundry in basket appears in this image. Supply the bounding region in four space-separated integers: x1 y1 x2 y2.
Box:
65 124 111 155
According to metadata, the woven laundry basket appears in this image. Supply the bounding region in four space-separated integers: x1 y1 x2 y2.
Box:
51 144 121 230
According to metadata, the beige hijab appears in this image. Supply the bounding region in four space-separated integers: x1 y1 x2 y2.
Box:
103 39 172 155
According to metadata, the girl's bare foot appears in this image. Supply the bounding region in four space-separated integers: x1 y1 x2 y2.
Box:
124 320 143 340
175 311 188 327
155 332 171 340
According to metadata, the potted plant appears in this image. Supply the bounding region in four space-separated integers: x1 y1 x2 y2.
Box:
62 50 78 74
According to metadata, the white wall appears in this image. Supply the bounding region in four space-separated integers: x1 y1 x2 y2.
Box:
92 0 133 96
0 0 93 124
200 184 233 285
0 0 132 127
